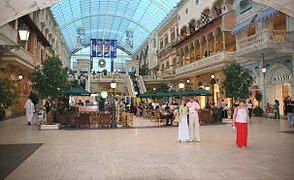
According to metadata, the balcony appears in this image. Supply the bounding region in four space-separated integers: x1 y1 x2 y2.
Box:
175 51 235 77
162 69 174 79
157 37 180 56
148 58 159 69
237 29 294 57
1 46 41 70
91 73 126 83
0 24 18 44
142 75 163 84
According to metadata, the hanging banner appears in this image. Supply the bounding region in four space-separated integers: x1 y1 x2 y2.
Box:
76 27 85 49
90 39 96 57
111 40 117 58
125 29 134 52
90 39 117 58
97 39 103 57
103 40 110 58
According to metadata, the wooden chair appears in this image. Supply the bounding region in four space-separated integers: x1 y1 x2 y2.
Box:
121 111 127 127
154 111 164 127
100 113 112 127
63 112 76 127
56 112 68 127
79 112 91 127
126 112 133 127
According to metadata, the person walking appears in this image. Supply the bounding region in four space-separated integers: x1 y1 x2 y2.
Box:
186 97 201 142
273 100 280 119
178 101 189 142
233 99 249 148
24 97 35 125
220 99 227 118
247 100 253 119
285 97 294 128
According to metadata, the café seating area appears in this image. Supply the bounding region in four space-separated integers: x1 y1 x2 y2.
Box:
56 111 113 128
54 103 222 129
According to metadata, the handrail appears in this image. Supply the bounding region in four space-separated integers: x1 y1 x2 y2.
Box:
138 75 147 93
126 75 136 97
237 29 294 50
175 51 235 75
0 24 17 44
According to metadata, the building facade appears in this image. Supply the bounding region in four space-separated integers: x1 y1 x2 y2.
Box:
0 8 70 116
233 0 294 113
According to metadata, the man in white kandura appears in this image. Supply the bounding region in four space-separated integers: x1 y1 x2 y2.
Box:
186 97 201 142
24 97 35 125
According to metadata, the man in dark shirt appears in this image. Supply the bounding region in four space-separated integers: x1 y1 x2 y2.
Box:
285 97 294 128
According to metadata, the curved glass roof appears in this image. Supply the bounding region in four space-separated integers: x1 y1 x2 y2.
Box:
51 0 180 54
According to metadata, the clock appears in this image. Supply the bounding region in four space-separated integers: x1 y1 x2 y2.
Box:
101 91 108 99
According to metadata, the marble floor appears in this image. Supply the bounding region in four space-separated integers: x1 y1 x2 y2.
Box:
0 116 293 180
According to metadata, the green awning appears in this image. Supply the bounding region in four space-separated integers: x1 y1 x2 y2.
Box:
65 85 91 96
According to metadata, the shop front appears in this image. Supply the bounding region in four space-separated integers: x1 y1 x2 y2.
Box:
265 63 293 115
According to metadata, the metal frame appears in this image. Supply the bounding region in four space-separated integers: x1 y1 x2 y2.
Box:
51 0 180 53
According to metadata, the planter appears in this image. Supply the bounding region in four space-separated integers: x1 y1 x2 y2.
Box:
40 123 60 130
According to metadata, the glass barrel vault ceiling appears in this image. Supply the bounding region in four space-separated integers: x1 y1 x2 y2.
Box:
51 0 180 54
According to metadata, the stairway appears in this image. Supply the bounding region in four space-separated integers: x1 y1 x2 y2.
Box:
126 75 136 97
138 75 147 94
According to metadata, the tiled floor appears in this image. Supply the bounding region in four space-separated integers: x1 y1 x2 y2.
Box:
0 116 293 180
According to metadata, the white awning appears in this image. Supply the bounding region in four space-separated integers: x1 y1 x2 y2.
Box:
253 0 294 18
0 0 60 26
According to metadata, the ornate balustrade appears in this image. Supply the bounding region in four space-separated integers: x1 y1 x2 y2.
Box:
237 29 294 55
0 24 17 44
175 51 235 75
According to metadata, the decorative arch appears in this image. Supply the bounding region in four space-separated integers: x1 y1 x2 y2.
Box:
189 19 196 34
265 63 293 85
181 25 188 37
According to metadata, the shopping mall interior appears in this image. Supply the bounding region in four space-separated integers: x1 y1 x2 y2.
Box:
0 0 294 179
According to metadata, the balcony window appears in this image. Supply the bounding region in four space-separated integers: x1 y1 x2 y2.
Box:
160 40 164 49
189 19 196 34
247 24 256 37
273 13 286 31
164 36 168 47
171 30 175 40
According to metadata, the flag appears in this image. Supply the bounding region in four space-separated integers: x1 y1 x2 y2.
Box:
97 39 103 57
90 39 96 57
111 40 117 58
103 40 110 58
77 27 85 49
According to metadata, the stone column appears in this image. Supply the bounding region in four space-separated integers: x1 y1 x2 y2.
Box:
222 32 226 51
199 42 202 58
194 42 196 61
292 55 294 98
259 60 266 111
213 33 217 53
188 47 192 64
206 38 209 55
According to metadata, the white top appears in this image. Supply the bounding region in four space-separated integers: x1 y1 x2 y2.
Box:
235 107 249 123
24 99 35 113
186 101 200 114
247 103 253 109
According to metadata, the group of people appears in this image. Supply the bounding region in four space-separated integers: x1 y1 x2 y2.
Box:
177 97 201 142
177 97 251 149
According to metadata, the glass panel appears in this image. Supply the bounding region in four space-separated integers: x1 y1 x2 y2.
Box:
51 0 180 53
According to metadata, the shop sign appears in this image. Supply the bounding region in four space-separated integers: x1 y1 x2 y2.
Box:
271 68 292 83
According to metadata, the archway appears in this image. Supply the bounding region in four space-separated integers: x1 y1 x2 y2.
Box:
265 63 293 115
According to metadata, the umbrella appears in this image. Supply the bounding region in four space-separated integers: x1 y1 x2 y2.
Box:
178 89 212 96
192 88 212 96
140 91 177 98
65 85 91 96
139 92 155 98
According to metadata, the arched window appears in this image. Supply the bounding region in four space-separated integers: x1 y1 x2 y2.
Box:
189 19 196 34
181 26 188 37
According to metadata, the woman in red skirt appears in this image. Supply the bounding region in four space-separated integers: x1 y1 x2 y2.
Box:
233 99 249 148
